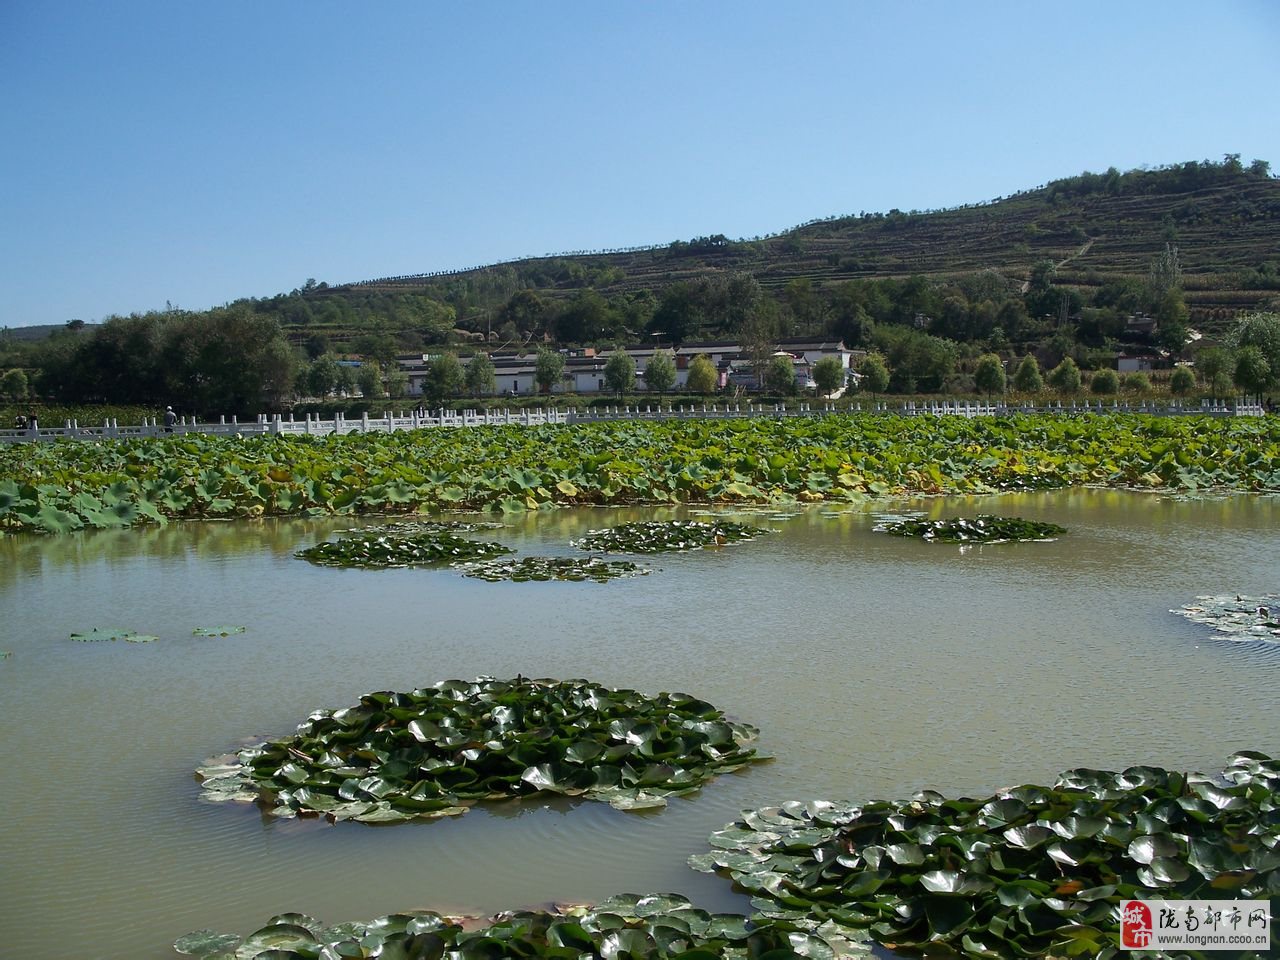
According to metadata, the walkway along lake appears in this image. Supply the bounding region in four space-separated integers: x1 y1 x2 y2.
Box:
0 490 1277 958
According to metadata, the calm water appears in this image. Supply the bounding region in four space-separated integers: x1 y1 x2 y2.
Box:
1 490 1278 959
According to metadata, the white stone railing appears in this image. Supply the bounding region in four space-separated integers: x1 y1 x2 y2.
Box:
0 397 1269 444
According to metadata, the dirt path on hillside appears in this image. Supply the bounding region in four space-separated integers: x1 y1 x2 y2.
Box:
1020 237 1096 292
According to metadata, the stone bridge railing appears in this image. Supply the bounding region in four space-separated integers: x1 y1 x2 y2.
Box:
0 397 1267 444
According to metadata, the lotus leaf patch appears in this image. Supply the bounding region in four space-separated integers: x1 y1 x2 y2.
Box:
1173 593 1280 641
571 520 768 553
175 893 848 960
197 677 766 822
296 531 512 568
691 752 1280 957
455 556 650 582
876 514 1066 543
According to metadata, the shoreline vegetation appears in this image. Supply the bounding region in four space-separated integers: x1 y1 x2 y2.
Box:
2 413 1278 535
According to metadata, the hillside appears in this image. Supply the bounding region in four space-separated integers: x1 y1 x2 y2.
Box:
333 158 1279 336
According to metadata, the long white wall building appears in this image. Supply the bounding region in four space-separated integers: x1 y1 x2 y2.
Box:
396 338 857 397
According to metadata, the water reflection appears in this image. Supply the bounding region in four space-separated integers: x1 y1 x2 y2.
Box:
0 516 340 587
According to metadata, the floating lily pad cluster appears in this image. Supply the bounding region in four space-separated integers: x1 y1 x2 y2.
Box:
198 677 767 822
455 555 650 583
296 531 512 568
571 520 769 553
1173 593 1280 641
298 518 777 580
69 626 245 643
69 627 159 643
876 514 1067 543
690 751 1280 958
174 893 840 960
350 518 506 535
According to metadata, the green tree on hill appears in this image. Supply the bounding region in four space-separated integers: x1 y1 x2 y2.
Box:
812 355 844 395
1233 346 1271 398
1197 347 1234 399
685 354 718 394
356 360 385 399
740 302 783 387
1169 366 1196 396
1047 357 1082 394
1147 243 1182 305
1090 369 1119 395
303 355 342 397
423 352 464 406
155 307 297 412
603 351 635 397
643 350 677 394
499 290 548 338
534 348 565 394
872 326 956 393
554 289 609 343
1012 355 1043 393
649 283 704 342
857 353 891 396
1 368 28 401
973 354 1006 398
1228 311 1280 394
385 365 408 399
464 353 496 397
764 354 797 395
1122 372 1151 395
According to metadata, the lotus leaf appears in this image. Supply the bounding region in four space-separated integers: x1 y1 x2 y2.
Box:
193 626 246 637
296 531 512 568
1173 593 1280 641
876 514 1066 543
179 897 850 960
570 520 769 554
693 752 1280 957
454 556 651 583
198 678 765 821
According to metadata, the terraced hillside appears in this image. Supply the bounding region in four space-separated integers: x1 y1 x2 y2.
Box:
337 161 1279 332
348 161 1269 288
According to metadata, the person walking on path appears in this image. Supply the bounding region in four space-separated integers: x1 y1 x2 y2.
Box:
163 406 177 432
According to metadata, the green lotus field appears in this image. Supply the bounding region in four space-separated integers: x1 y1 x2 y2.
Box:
2 414 1279 534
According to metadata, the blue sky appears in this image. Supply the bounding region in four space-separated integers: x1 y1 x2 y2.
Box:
2 1 1277 328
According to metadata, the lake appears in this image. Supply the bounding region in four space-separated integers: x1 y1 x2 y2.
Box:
1 489 1277 958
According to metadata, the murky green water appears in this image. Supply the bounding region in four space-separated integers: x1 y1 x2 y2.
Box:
1 490 1278 959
